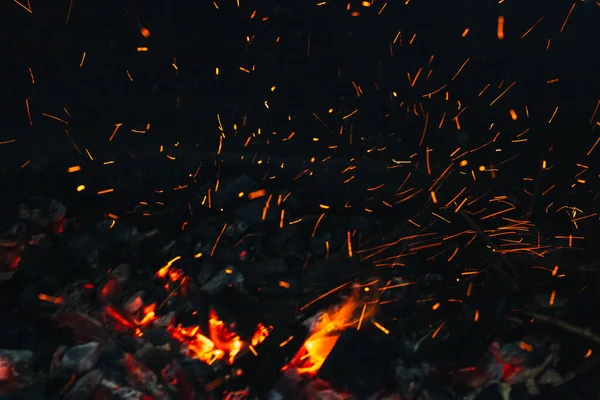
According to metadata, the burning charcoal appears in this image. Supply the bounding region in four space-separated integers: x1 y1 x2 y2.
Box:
123 353 171 399
317 328 394 399
153 312 176 329
59 342 102 375
62 369 104 400
0 354 14 382
27 233 52 248
124 291 146 314
104 305 137 333
161 359 201 399
239 324 308 397
55 281 97 312
52 311 109 342
0 247 20 282
235 233 263 262
200 266 246 295
0 349 34 395
98 264 131 302
18 197 66 229
65 235 101 270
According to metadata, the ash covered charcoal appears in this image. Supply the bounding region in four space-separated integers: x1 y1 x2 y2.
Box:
0 247 21 282
51 341 102 376
200 265 247 295
18 197 66 231
62 369 104 400
0 349 35 396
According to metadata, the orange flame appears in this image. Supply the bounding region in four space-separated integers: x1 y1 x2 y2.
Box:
167 311 270 365
153 256 271 365
288 297 368 375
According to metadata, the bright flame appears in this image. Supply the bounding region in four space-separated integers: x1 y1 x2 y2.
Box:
288 297 367 375
167 310 270 365
154 258 271 365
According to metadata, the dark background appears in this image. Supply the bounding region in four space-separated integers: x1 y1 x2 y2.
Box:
1 0 599 225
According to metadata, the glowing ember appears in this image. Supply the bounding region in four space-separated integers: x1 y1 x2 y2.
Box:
209 310 243 364
168 325 224 365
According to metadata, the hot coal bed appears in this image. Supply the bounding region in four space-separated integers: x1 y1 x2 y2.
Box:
1 161 599 400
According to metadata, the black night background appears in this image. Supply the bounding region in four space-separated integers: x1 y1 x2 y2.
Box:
1 0 600 399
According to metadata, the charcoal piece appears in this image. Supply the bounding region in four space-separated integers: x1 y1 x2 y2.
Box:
124 291 145 314
143 328 173 347
0 220 27 242
238 324 308 397
56 281 96 312
18 197 66 228
123 353 171 400
394 359 430 396
224 220 250 240
197 262 217 285
234 233 263 262
135 344 176 375
98 381 149 399
0 247 21 282
0 350 34 371
50 346 67 377
60 342 102 375
65 235 100 270
62 369 104 400
0 350 35 396
157 239 178 256
317 328 394 398
52 311 109 342
161 359 201 399
200 266 246 295
98 264 131 303
0 379 46 400
153 312 176 329
27 233 52 248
